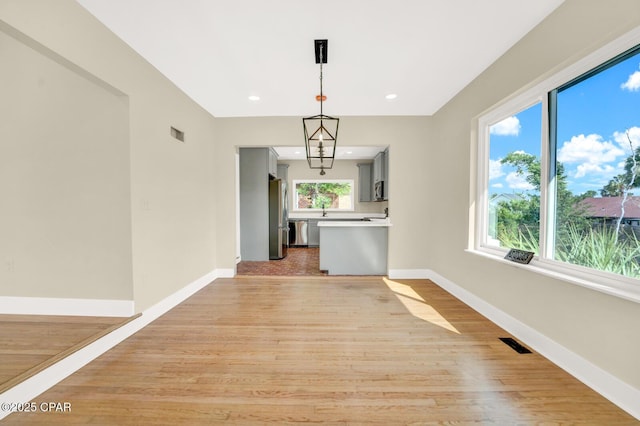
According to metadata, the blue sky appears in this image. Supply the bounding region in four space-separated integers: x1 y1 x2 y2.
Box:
489 50 640 196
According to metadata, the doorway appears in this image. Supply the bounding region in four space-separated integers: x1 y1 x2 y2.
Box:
236 247 326 276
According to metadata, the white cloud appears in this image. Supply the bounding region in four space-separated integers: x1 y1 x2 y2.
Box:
613 126 640 151
505 172 534 190
491 183 504 189
490 116 520 136
557 134 624 166
621 66 640 91
574 163 616 179
489 159 504 180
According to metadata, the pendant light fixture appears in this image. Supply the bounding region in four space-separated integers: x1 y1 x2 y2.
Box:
303 39 339 176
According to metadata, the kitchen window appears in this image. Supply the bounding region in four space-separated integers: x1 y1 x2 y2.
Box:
293 179 354 211
474 28 640 302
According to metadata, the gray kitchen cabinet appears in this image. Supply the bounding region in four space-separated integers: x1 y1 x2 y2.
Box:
373 151 385 183
268 148 278 178
357 163 373 202
383 148 389 200
277 163 289 182
372 149 389 200
308 219 320 247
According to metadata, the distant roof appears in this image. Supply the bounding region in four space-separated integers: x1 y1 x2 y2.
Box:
578 196 640 219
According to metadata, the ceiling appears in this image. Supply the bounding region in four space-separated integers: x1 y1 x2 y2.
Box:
77 0 564 119
274 145 384 160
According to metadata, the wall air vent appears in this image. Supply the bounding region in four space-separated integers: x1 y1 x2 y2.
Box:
170 126 185 142
499 337 532 354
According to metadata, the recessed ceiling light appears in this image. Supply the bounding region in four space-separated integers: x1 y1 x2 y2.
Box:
385 93 397 100
248 95 260 101
346 151 353 154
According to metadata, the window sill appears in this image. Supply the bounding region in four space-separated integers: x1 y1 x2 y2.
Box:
465 249 640 304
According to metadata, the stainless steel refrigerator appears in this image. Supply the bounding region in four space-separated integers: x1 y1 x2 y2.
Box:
269 178 288 259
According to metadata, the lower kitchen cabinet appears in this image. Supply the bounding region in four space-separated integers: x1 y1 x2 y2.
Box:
308 219 320 247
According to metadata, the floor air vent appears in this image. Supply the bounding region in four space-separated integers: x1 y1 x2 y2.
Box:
499 337 532 354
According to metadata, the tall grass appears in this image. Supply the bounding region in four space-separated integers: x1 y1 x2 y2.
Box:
498 226 539 254
555 224 640 278
498 224 640 279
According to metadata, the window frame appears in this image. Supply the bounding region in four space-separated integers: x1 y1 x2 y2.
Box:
472 26 640 304
292 179 355 212
476 94 548 255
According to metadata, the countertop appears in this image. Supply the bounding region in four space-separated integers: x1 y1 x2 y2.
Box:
317 218 392 227
288 213 387 220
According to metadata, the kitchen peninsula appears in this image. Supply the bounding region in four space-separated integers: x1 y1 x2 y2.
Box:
318 219 391 275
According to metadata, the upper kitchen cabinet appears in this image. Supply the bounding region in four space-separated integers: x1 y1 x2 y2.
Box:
268 148 278 178
373 151 385 184
383 148 389 201
357 163 373 202
277 163 289 183
373 149 389 201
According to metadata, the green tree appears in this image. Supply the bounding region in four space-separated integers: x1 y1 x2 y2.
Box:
600 132 640 236
602 133 640 196
502 151 542 189
296 182 351 209
496 152 588 252
601 174 626 197
578 190 598 199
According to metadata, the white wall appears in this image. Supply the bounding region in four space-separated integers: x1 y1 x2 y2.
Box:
0 1 217 312
0 27 131 300
427 0 640 391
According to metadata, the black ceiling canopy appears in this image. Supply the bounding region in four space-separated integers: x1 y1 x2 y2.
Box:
314 39 327 64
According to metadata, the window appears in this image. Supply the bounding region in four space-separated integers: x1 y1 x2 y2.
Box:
485 103 542 253
550 47 640 278
475 28 640 301
293 180 354 211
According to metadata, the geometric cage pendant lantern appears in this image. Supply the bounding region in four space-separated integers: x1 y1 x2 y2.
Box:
303 39 339 176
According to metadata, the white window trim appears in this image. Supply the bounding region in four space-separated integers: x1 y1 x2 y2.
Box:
476 94 545 252
292 179 355 212
471 25 640 304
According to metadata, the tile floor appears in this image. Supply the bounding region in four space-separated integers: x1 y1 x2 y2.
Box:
236 247 327 276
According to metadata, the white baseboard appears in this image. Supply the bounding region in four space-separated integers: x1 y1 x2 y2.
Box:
389 268 639 421
216 268 235 278
0 268 225 421
0 296 135 317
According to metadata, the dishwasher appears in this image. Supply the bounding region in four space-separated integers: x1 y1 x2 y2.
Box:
289 220 308 247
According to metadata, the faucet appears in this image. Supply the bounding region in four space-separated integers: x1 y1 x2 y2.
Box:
322 204 327 217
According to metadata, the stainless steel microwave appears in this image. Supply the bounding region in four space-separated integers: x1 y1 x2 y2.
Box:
374 181 384 201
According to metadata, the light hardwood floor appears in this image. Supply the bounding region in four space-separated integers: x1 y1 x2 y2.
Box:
3 277 636 424
0 314 130 392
